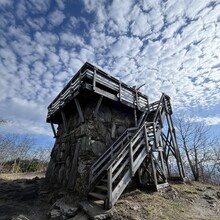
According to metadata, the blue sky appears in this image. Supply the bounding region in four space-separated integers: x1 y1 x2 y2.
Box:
0 0 219 146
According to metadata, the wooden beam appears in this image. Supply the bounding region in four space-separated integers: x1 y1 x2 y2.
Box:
119 81 122 101
134 109 137 127
50 122 57 138
151 154 158 187
93 95 103 118
107 167 113 209
129 143 134 177
93 68 97 90
61 110 68 133
74 98 85 123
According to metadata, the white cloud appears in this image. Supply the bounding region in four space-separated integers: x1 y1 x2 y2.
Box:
56 0 66 10
0 0 12 6
0 0 219 140
27 0 50 14
110 36 143 58
130 8 150 37
108 0 133 33
192 116 220 126
48 10 65 26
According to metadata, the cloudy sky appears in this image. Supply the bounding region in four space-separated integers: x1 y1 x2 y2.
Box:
0 0 219 145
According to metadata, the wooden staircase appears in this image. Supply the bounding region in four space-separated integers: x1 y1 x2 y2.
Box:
88 93 185 209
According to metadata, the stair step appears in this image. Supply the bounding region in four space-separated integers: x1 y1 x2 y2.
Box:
89 192 106 200
96 185 108 191
156 182 169 190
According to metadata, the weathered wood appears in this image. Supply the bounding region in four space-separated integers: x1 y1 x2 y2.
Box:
151 154 158 186
93 95 103 118
112 169 131 206
61 110 68 133
74 98 84 123
132 138 145 155
112 158 129 182
112 148 129 173
93 68 97 90
119 81 122 101
94 87 118 101
47 62 149 122
129 143 134 177
107 167 113 209
50 122 57 138
133 147 147 172
134 109 137 127
144 125 150 152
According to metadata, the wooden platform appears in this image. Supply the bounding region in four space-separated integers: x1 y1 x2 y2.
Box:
47 62 149 123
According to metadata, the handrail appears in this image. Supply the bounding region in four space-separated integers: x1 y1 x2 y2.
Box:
89 127 137 185
89 93 170 191
47 63 150 121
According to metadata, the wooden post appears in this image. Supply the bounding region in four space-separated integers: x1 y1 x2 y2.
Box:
144 124 150 153
107 166 113 209
153 123 157 150
93 68 97 91
119 81 122 101
129 142 134 177
135 90 139 108
74 98 85 123
93 95 103 118
50 122 57 138
166 114 185 180
151 154 158 188
61 110 68 133
134 109 137 127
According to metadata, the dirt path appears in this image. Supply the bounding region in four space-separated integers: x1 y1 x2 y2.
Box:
0 173 219 220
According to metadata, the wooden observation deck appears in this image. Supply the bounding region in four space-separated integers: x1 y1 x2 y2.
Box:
47 62 149 124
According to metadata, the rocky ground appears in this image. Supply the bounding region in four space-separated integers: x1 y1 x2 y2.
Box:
0 173 220 220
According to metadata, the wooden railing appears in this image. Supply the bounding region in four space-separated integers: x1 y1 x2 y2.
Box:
47 62 149 120
88 94 173 208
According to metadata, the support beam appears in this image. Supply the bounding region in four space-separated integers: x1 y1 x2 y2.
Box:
93 68 97 90
74 98 85 123
50 122 57 138
119 81 122 101
61 110 68 134
93 95 103 118
134 109 137 127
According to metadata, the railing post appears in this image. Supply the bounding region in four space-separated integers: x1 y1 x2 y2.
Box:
153 123 157 150
93 68 97 91
134 109 137 127
144 124 150 153
129 142 134 177
119 81 122 101
106 166 113 209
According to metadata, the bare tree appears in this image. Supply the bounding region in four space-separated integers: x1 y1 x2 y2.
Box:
11 136 33 173
175 116 216 181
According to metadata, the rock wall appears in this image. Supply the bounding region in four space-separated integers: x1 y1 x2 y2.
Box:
46 101 134 195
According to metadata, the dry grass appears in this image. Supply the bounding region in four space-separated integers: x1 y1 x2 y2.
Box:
0 171 45 180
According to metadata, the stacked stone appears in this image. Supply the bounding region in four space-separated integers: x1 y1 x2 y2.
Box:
46 101 133 195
